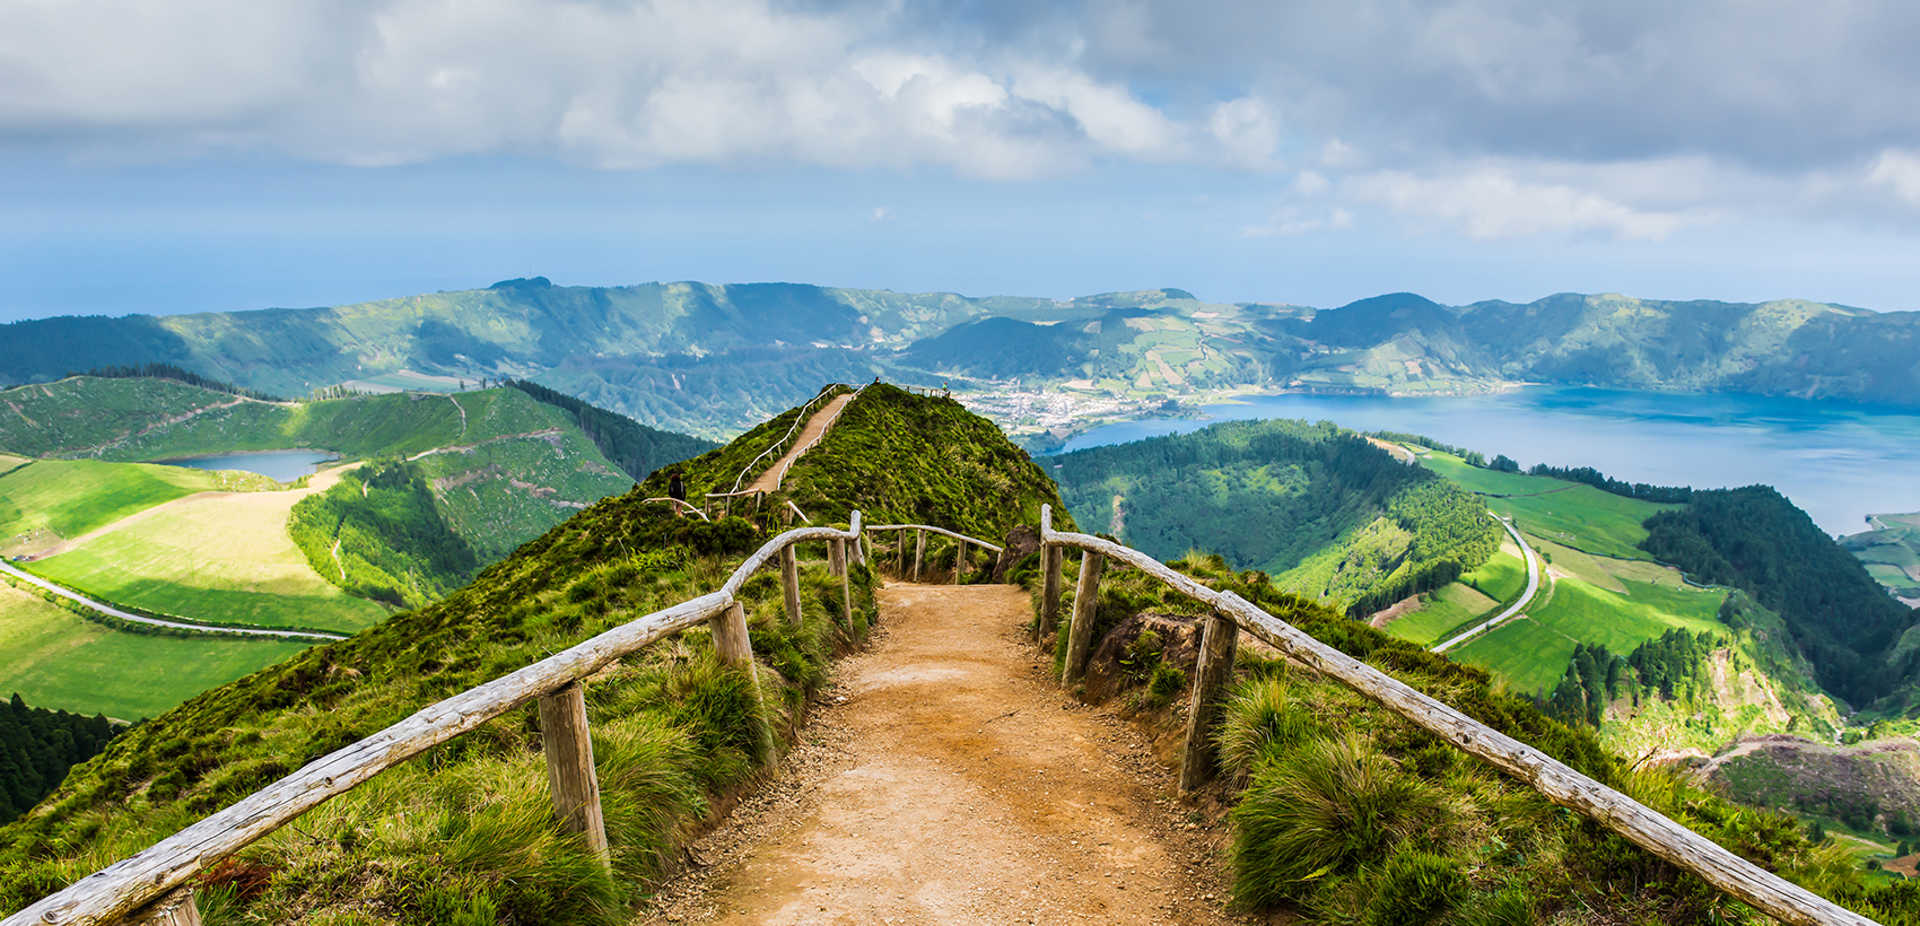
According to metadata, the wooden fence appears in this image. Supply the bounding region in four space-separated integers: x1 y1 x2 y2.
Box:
4 515 867 926
6 500 1882 926
1030 504 1875 926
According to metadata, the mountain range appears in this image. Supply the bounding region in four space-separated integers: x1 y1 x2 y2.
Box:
3 280 1915 441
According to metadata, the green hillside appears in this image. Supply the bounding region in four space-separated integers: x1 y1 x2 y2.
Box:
1050 419 1500 615
3 281 1914 440
0 385 1068 922
1643 487 1920 712
0 377 713 731
1844 511 1920 602
1029 548 1904 922
0 377 710 613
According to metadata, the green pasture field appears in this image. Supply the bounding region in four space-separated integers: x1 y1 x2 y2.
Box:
1451 575 1728 695
1420 452 1673 560
0 581 309 720
0 459 275 553
28 484 389 633
1462 547 1527 603
1381 582 1498 647
1380 546 1526 647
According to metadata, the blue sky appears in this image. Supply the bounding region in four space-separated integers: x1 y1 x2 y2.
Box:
5 1 1920 322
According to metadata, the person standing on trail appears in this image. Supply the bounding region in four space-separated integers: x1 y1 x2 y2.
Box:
667 469 686 504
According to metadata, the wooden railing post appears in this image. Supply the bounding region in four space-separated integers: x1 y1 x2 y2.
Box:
1179 611 1240 792
840 555 855 626
1038 544 1063 640
538 682 610 864
780 545 803 626
953 540 967 584
1062 552 1106 682
913 529 926 581
708 600 774 760
897 530 909 575
119 888 201 926
829 537 847 578
710 601 756 669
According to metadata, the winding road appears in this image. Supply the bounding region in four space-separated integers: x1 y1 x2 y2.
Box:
0 558 347 641
1431 513 1540 654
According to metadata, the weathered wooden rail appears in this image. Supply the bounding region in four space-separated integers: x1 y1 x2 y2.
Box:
5 514 867 926
865 524 1002 585
10 494 1879 926
706 383 865 517
1034 504 1875 926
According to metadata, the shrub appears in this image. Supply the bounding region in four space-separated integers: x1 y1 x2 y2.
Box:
1231 734 1451 908
1214 675 1320 779
1363 848 1466 925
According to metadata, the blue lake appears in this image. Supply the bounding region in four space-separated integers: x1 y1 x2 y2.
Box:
162 450 338 482
1049 388 1920 536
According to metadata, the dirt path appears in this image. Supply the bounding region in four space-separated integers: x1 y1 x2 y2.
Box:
745 393 855 495
642 583 1245 925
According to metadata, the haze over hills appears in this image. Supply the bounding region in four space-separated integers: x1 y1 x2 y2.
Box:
2 279 1916 442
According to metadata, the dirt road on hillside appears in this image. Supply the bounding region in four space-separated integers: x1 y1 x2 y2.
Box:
640 583 1248 925
744 393 854 495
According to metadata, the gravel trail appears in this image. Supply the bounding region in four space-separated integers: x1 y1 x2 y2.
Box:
641 582 1248 925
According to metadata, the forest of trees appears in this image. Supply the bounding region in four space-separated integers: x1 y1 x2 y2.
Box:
1641 486 1919 707
1545 630 1717 727
76 362 285 402
0 694 118 823
1523 463 1695 503
287 461 480 608
504 379 717 481
1053 419 1499 616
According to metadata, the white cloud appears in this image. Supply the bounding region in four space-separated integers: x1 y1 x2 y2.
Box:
1241 205 1352 238
1349 167 1691 240
0 0 1194 177
1207 96 1280 168
1868 150 1920 207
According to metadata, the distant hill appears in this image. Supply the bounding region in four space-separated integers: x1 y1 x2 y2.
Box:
1049 419 1501 615
3 282 1913 440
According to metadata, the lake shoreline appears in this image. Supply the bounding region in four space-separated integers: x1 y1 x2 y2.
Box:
1032 385 1920 537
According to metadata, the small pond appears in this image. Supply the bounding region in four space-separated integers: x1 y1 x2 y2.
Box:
161 450 338 482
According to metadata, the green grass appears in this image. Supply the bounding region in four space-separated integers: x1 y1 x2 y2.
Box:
1419 452 1674 560
0 460 275 554
27 482 388 632
1452 576 1728 695
1381 582 1498 647
0 582 310 720
1462 548 1527 602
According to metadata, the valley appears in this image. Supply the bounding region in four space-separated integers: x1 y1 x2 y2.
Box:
0 374 714 723
5 281 1919 447
11 383 1916 925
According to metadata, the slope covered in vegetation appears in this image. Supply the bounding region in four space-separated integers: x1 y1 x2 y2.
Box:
0 385 1066 923
1642 486 1920 710
1051 419 1498 615
0 695 118 823
1018 550 1918 923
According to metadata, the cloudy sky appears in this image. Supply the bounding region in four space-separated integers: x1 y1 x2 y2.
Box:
5 0 1920 321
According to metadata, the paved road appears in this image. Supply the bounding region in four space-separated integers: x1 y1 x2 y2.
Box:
0 558 347 641
1431 513 1540 654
